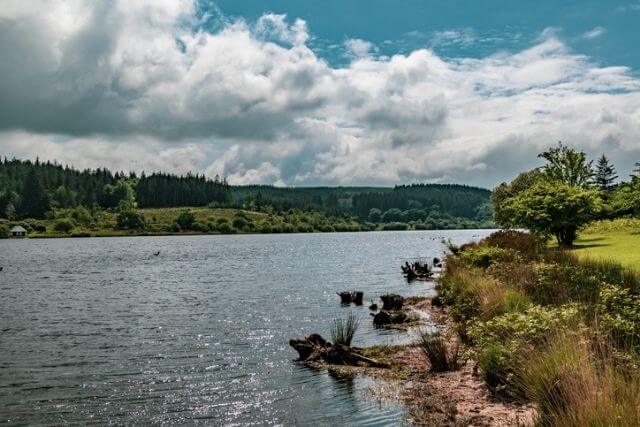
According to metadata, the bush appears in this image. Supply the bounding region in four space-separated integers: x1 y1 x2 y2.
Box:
216 221 236 234
476 341 520 398
381 222 408 231
419 331 459 372
71 205 93 226
0 224 9 239
167 222 181 232
116 209 147 230
53 218 75 234
597 284 640 348
191 221 209 232
232 216 249 230
483 230 544 260
331 314 359 346
470 304 582 398
175 210 196 230
458 246 519 269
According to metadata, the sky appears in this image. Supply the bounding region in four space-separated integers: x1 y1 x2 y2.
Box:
0 0 639 188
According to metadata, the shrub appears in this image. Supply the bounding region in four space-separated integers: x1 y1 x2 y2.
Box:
597 284 640 349
458 246 519 269
191 221 209 232
71 205 93 226
167 222 181 232
476 341 521 398
0 224 9 239
257 220 272 233
53 218 75 233
381 222 408 231
296 223 313 233
232 216 249 230
331 314 359 346
216 221 236 234
419 331 459 372
469 304 581 348
175 210 196 230
483 230 544 260
470 304 582 398
116 209 147 230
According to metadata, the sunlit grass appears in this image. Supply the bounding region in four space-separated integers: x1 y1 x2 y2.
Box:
571 231 640 269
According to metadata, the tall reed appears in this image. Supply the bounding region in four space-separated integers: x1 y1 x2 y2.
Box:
331 313 359 347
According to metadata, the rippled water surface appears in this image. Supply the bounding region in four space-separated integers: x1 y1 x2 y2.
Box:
0 230 492 425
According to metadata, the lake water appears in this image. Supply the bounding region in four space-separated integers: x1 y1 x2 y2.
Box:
0 230 492 425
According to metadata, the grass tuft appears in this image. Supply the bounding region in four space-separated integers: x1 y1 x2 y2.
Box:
331 313 359 347
418 331 459 372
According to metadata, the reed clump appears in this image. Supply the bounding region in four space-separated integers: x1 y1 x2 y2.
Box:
331 313 359 347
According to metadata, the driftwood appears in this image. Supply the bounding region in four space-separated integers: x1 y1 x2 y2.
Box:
289 334 388 368
337 291 364 305
401 260 434 281
380 293 404 311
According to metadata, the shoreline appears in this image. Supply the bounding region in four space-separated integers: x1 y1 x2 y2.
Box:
3 227 498 240
332 297 536 425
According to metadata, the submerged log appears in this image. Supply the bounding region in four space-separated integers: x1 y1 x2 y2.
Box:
380 293 404 311
289 334 388 368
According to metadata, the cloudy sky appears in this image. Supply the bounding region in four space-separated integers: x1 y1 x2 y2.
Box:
1 0 639 188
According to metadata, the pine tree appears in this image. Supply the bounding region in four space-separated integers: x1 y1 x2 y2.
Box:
594 154 618 191
17 169 51 218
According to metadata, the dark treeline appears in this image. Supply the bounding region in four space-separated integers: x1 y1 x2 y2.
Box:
351 184 491 218
0 158 492 223
0 158 231 218
136 173 231 208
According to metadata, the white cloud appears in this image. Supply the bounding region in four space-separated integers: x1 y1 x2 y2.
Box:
582 26 605 39
1 0 639 188
344 38 377 58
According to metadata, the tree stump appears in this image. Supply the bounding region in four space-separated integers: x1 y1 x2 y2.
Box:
381 293 404 311
289 334 388 368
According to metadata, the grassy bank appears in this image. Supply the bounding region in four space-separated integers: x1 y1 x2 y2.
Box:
570 218 640 268
1 206 494 238
434 230 640 425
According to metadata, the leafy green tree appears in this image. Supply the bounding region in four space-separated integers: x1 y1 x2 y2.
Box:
116 209 147 230
610 181 640 217
492 170 542 226
381 208 404 223
594 154 618 191
368 208 382 223
499 180 599 247
538 142 593 187
17 169 50 218
51 185 77 208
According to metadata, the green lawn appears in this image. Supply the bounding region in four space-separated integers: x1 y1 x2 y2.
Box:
572 229 640 269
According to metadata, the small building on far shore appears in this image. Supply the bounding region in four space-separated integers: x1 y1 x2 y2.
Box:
10 226 27 238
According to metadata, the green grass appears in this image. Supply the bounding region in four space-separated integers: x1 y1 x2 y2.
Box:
571 230 640 269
